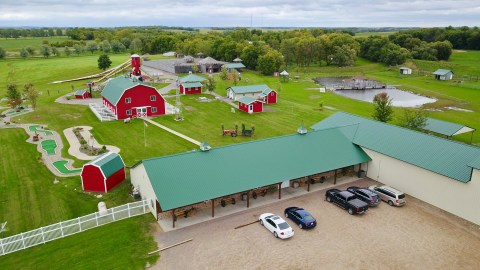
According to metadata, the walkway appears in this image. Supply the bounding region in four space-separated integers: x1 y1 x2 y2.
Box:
63 126 121 160
143 118 201 146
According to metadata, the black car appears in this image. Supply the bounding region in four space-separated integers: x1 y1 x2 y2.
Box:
325 189 369 215
347 186 381 207
284 207 317 229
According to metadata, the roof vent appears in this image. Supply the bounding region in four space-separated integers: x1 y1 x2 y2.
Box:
200 141 211 151
297 121 307 135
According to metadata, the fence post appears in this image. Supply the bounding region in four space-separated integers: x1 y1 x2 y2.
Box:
112 208 116 221
143 200 147 213
128 203 131 217
41 227 46 244
21 232 26 249
78 217 82 232
60 222 64 237
0 237 4 255
95 213 99 226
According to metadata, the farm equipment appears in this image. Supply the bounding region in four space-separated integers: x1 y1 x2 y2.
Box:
241 124 255 137
222 124 238 137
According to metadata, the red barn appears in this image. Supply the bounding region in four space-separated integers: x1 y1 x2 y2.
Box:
81 152 126 193
102 76 166 120
238 96 263 113
74 90 91 99
179 74 206 95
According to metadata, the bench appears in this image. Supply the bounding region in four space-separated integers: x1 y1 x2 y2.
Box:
221 197 236 207
173 208 194 221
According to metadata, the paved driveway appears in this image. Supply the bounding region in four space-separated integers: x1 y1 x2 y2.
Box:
151 178 480 270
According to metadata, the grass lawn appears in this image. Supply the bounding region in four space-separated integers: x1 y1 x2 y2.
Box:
0 36 71 51
0 214 159 270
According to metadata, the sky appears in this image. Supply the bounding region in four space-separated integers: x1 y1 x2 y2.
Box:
0 0 479 28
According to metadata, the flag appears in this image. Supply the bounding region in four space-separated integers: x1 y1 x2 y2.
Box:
143 120 148 127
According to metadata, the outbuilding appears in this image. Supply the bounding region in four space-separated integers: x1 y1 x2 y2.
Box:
74 90 91 99
81 152 126 193
400 67 412 75
226 84 277 104
102 76 166 120
178 74 206 95
238 96 263 113
433 69 453 80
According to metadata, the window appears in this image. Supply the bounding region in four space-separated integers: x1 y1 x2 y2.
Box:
125 97 131 104
126 110 132 115
150 95 156 101
271 92 274 96
151 107 157 113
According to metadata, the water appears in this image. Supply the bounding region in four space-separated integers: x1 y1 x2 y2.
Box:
333 87 437 107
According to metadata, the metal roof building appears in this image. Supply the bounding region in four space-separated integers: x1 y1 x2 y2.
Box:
423 118 475 142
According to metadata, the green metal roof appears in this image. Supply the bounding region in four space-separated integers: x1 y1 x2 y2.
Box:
468 157 480 170
224 63 246 69
237 96 257 105
433 69 453 75
87 152 125 178
424 118 471 137
74 90 87 95
102 76 152 105
142 128 371 211
179 74 207 83
227 84 272 95
182 82 203 88
311 112 480 183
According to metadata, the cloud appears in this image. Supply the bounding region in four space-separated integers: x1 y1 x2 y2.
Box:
0 0 478 27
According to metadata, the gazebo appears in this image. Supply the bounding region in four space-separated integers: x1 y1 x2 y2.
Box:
280 70 289 82
233 57 242 63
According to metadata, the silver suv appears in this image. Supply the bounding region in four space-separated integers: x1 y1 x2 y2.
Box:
368 185 406 206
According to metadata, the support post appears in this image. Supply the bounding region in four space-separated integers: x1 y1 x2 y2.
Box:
172 210 176 228
247 191 250 208
211 199 215 218
306 176 310 192
470 131 474 144
278 183 281 199
334 170 337 185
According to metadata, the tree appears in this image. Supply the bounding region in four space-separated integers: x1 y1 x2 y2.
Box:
64 46 71 56
51 47 59 57
379 43 410 66
232 71 239 86
23 83 39 109
111 40 125 53
73 44 83 55
6 83 22 109
130 38 142 54
40 45 51 58
220 65 228 80
98 54 112 70
191 62 199 73
257 49 284 75
372 92 393 123
400 109 428 131
332 45 357 67
20 48 29 59
431 40 453 60
0 47 5 60
205 75 216 93
101 40 111 53
26 47 35 57
56 28 63 36
86 41 98 54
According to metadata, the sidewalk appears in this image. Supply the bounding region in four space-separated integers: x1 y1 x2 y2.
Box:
63 126 120 160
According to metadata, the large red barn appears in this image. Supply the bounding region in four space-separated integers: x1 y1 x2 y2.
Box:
178 74 206 95
238 96 263 113
81 152 126 193
102 76 166 120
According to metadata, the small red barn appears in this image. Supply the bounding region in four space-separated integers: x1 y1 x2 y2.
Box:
102 76 166 120
238 96 263 113
81 152 126 193
179 74 206 95
74 90 91 99
260 89 277 104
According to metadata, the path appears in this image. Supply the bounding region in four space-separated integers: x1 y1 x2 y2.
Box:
63 126 120 160
143 118 201 146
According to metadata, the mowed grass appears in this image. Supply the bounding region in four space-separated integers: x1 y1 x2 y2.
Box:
0 36 71 51
0 214 159 270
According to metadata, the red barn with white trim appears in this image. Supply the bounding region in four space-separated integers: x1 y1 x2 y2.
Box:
81 152 126 193
238 96 263 113
178 74 206 95
102 76 166 120
74 90 91 99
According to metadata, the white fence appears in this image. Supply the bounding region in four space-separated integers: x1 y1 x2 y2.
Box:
0 200 149 256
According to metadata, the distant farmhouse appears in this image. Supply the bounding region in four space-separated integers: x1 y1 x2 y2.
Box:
143 55 244 74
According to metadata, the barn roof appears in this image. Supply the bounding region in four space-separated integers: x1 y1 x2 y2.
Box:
86 152 125 178
311 112 480 183
432 69 453 75
237 96 258 105
74 90 87 95
424 118 475 137
182 82 203 88
102 76 153 105
141 127 371 211
179 74 207 83
227 84 272 95
224 63 246 69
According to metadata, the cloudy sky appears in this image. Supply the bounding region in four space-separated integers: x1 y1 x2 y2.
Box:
0 0 479 28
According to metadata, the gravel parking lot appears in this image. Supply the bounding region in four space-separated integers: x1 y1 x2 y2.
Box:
152 178 480 269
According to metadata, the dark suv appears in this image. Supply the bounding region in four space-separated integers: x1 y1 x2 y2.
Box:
347 186 380 207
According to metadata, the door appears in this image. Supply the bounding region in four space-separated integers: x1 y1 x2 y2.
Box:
136 107 147 118
248 104 253 113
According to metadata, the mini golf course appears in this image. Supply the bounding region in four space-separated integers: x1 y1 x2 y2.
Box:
41 140 57 155
29 125 53 136
53 160 82 174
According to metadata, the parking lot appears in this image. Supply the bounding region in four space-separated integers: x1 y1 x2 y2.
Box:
152 178 480 269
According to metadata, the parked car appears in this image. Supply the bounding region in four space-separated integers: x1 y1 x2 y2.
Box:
325 189 369 215
347 186 381 207
368 185 406 206
259 213 294 239
284 207 317 229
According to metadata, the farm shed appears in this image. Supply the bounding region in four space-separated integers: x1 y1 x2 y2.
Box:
74 90 91 99
226 84 277 104
238 96 263 113
101 76 166 120
178 74 206 95
400 67 412 75
312 112 480 226
423 118 475 143
224 63 246 71
81 152 126 193
130 127 371 227
433 69 453 80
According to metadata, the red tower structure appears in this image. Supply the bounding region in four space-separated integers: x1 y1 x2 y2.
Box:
131 54 141 76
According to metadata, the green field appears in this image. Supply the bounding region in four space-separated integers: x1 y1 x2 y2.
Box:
1 45 480 268
0 36 70 51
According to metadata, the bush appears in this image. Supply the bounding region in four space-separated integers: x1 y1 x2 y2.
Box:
80 139 87 145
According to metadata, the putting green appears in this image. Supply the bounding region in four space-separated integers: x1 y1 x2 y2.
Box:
29 125 53 136
53 160 82 174
41 140 57 155
6 109 28 116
